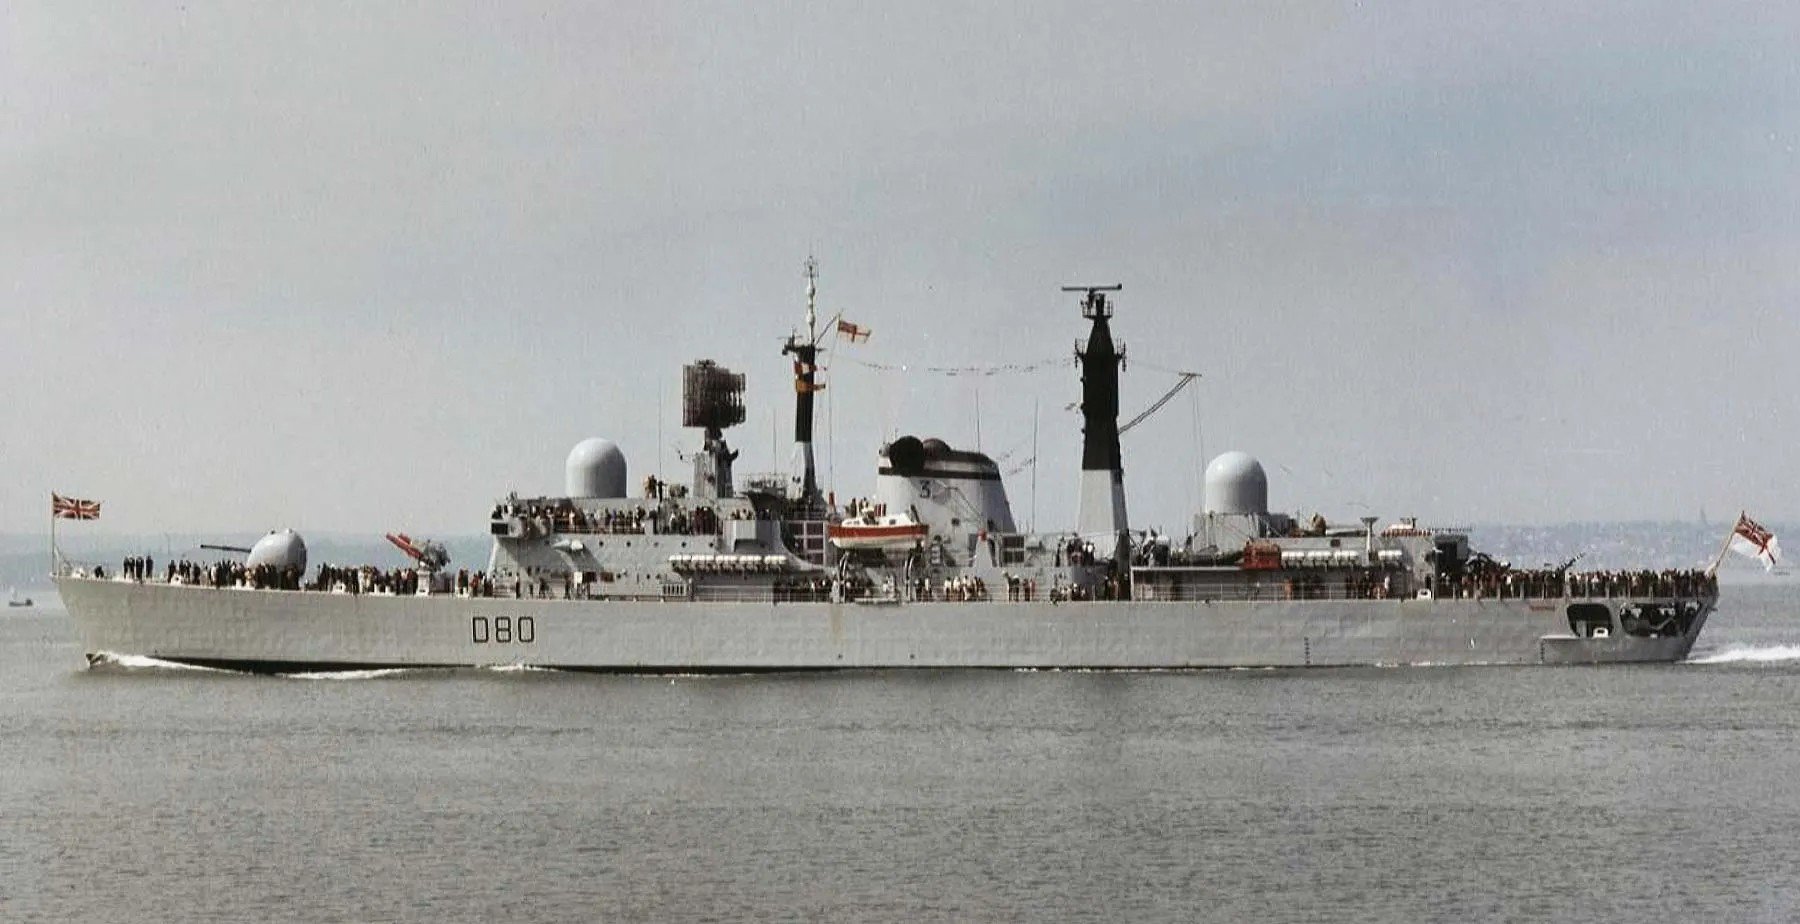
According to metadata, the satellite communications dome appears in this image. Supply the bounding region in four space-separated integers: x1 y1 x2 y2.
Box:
1204 451 1269 516
246 528 308 573
566 438 627 498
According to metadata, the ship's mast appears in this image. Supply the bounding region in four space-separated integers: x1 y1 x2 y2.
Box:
806 256 818 345
1068 284 1129 562
783 257 826 512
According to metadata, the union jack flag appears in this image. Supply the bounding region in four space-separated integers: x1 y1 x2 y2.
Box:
1729 512 1781 571
51 492 101 520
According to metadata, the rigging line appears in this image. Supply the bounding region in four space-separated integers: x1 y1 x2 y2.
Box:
1129 358 1204 377
1030 398 1039 534
1119 373 1200 436
992 423 1042 474
835 355 1071 376
988 428 1036 465
1189 381 1205 519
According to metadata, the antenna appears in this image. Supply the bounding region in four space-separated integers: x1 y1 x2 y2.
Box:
805 256 819 345
682 359 746 499
681 360 746 434
1061 283 1122 319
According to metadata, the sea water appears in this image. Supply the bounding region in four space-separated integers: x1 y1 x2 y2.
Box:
4 584 1800 922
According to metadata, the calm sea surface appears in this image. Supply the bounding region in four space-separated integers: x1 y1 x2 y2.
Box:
5 584 1800 922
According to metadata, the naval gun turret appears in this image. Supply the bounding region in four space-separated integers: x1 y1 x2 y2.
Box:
683 359 745 500
198 529 308 573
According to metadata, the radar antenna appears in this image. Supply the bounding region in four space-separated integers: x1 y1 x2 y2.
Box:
682 359 746 499
681 360 747 433
1061 283 1123 319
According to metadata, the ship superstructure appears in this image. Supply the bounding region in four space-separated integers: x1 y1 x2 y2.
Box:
54 271 1718 671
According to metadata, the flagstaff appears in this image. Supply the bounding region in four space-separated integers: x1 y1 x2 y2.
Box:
50 492 103 578
1710 511 1782 575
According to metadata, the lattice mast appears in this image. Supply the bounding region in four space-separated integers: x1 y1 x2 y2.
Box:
781 257 827 509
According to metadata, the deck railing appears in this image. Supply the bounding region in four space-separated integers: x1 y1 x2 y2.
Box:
61 567 1718 605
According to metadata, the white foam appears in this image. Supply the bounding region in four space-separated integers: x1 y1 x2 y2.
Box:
483 663 555 673
89 652 233 673
281 668 415 681
1689 645 1800 664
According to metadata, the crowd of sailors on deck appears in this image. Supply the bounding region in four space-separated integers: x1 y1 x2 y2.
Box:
937 575 991 602
1055 540 1098 568
1259 566 1718 601
773 577 834 602
308 563 427 596
1441 567 1718 600
102 555 466 596
113 556 308 591
1048 574 1128 602
1277 572 1401 600
99 546 1721 607
493 498 764 537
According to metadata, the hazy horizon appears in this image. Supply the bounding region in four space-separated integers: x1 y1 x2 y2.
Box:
6 3 1796 536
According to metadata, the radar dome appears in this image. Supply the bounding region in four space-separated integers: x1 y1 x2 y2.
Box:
246 528 308 573
566 438 627 498
1203 451 1269 515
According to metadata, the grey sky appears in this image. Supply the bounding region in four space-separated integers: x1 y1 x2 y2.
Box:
4 2 1796 538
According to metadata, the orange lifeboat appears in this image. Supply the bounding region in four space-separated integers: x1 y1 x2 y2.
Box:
828 509 927 551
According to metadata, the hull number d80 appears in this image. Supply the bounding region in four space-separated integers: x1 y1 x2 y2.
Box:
472 615 535 644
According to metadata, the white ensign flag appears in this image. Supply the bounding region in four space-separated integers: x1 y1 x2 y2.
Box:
1728 512 1782 571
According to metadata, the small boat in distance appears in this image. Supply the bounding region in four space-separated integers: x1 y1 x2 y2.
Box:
7 587 32 608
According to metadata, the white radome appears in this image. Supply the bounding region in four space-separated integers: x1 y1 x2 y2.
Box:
1203 451 1269 515
566 438 628 498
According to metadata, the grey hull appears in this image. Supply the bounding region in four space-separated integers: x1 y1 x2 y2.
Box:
55 578 1710 672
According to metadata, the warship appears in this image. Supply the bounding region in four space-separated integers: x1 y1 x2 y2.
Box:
56 269 1718 672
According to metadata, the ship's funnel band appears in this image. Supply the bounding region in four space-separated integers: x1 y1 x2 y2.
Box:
875 436 1015 540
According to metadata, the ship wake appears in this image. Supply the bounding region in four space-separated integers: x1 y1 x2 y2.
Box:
84 651 568 678
281 668 419 680
283 663 561 679
1689 645 1800 665
87 652 236 673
